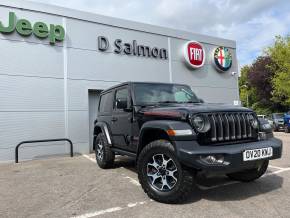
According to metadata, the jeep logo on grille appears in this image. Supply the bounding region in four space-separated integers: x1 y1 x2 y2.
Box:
183 41 205 69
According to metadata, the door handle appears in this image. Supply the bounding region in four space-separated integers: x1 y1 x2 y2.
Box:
111 117 118 122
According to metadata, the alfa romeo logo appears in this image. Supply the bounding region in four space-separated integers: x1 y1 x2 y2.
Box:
213 46 232 71
183 41 205 69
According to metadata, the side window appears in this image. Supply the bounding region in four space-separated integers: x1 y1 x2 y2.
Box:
115 88 129 110
99 92 113 113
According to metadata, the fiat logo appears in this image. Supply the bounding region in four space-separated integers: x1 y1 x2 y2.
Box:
183 41 205 69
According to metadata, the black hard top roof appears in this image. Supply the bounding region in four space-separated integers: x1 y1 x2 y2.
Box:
100 81 189 94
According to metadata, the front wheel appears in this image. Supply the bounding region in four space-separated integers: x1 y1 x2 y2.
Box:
285 125 290 133
227 160 269 182
137 140 195 204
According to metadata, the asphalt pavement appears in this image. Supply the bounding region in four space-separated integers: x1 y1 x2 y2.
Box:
0 132 289 218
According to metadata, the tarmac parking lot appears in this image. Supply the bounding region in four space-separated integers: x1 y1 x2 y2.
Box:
0 132 289 218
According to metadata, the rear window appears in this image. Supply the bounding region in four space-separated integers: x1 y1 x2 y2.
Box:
99 91 113 113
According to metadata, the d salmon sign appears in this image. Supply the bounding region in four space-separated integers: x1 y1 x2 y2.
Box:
213 46 232 71
183 41 205 69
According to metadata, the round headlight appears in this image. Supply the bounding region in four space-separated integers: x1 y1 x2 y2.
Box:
191 114 210 133
249 114 259 129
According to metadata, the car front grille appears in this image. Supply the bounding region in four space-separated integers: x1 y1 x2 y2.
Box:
198 112 258 145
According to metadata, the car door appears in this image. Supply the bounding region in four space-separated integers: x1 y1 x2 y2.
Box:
110 86 133 151
97 91 114 126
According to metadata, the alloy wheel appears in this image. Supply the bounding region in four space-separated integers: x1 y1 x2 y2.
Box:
146 153 178 191
96 141 104 161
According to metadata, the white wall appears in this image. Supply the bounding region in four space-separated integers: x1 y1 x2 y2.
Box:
0 1 238 162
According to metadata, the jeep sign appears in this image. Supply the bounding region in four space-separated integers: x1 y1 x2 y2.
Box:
183 41 205 69
0 12 65 45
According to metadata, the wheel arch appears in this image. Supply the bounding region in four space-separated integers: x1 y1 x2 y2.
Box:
138 127 171 155
93 122 112 150
137 120 193 156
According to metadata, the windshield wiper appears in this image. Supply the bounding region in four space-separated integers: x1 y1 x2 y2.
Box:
137 104 158 108
181 88 194 97
158 101 179 104
182 101 200 103
158 101 200 104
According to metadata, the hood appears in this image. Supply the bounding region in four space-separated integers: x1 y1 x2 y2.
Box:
138 103 253 119
274 118 284 122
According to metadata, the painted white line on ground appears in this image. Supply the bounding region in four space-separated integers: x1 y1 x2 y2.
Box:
127 201 146 208
83 155 141 187
124 176 141 186
82 154 96 163
71 207 122 218
71 201 148 218
269 165 285 170
263 167 290 177
197 167 290 190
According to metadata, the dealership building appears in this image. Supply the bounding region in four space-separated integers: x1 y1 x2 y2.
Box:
0 0 239 162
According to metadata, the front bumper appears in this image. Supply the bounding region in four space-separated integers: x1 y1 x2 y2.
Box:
275 123 285 130
175 137 282 173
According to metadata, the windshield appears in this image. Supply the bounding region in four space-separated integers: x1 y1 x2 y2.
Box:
273 113 284 119
133 83 200 105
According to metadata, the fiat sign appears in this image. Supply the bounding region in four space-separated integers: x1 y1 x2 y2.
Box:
183 41 205 69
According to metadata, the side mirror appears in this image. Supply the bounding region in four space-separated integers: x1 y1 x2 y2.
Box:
199 98 204 103
116 98 127 110
124 107 133 112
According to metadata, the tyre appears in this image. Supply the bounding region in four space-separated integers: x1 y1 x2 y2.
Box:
285 125 290 133
137 140 195 204
227 160 269 182
94 133 115 169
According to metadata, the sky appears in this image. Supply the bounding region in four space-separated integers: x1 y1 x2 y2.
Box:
29 0 290 67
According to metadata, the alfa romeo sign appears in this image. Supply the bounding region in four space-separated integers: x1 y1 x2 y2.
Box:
183 41 205 69
213 46 232 71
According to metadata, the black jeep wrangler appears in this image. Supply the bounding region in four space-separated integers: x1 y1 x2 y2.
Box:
93 82 282 203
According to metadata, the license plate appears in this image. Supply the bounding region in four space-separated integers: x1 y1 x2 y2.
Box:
243 147 273 161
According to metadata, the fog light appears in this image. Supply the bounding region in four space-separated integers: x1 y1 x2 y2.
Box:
200 155 228 165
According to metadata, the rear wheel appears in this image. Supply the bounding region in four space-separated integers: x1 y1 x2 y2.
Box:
137 140 195 204
227 160 269 182
94 133 115 169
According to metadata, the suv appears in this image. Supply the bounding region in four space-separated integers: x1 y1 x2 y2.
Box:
284 111 290 133
93 82 282 203
271 113 285 131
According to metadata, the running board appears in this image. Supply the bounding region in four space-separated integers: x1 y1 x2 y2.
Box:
111 148 137 158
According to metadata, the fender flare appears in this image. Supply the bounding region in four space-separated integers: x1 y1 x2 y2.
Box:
138 120 194 154
94 121 112 146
